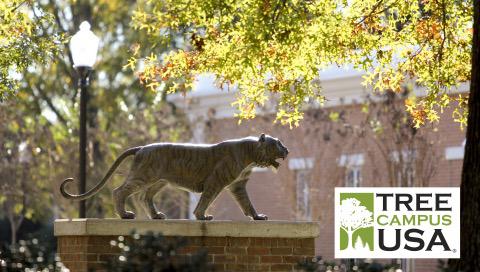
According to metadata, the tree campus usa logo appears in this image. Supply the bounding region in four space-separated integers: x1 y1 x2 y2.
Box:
335 188 460 259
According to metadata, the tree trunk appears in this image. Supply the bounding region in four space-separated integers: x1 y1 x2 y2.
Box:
450 1 480 270
347 229 352 249
8 213 23 246
9 218 17 246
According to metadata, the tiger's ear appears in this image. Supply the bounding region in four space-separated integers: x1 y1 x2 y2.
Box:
259 133 266 142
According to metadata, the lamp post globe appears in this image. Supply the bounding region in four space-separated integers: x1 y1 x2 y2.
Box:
70 21 99 69
69 21 99 218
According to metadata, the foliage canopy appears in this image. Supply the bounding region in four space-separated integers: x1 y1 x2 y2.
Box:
1 0 191 228
132 0 472 127
0 0 61 101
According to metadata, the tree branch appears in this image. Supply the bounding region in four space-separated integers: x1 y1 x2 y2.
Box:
437 0 447 65
355 0 400 27
34 85 69 127
8 0 28 14
48 0 68 33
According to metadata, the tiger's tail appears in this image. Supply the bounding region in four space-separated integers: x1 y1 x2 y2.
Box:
60 146 142 200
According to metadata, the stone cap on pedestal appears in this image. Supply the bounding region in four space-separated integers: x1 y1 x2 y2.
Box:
54 218 319 238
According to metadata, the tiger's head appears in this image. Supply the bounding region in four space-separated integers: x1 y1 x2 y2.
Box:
255 133 289 169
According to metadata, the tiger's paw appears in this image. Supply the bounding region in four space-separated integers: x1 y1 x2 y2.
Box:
151 212 167 220
197 214 214 220
120 211 135 219
253 214 268 220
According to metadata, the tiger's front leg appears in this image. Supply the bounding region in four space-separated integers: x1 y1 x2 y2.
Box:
228 180 268 220
193 160 239 220
193 186 222 220
193 176 224 220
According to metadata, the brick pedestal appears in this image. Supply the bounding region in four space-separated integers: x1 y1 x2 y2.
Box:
54 219 319 271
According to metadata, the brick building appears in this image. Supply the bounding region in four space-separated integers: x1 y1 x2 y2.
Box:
170 69 466 271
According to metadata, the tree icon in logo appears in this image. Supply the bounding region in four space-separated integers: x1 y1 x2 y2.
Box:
339 194 374 251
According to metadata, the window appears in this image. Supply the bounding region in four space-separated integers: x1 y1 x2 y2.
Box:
345 166 361 187
390 150 416 186
288 157 314 220
390 149 417 186
338 153 364 187
295 169 311 220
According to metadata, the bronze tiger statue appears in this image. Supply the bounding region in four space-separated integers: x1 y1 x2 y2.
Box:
60 134 289 220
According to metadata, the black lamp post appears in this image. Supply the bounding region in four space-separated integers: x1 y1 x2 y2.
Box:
69 21 99 218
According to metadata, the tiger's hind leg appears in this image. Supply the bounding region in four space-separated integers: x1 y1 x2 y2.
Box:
144 181 167 219
113 177 146 219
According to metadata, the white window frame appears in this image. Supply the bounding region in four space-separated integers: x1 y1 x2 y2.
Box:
338 153 364 187
445 139 466 160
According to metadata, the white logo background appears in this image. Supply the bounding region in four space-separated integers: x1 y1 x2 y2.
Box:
335 187 460 259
